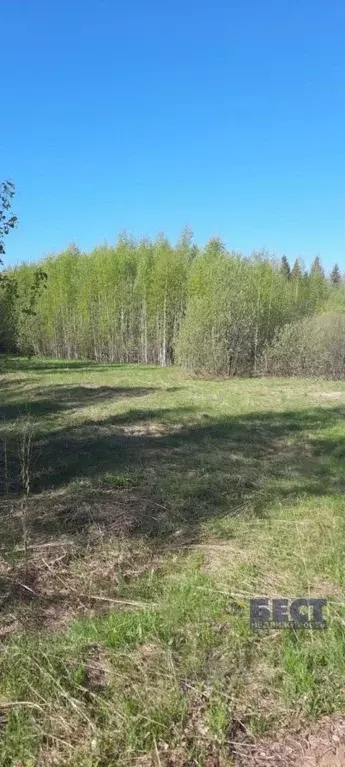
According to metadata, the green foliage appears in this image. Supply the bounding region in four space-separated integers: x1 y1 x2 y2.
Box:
330 263 342 285
280 255 291 280
2 233 344 377
262 312 345 378
290 258 303 281
0 180 17 262
310 255 325 278
0 181 48 349
177 249 323 376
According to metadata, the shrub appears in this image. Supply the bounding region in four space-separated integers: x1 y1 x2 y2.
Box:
261 313 345 379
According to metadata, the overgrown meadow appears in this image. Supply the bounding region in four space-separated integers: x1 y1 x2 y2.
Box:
1 358 345 765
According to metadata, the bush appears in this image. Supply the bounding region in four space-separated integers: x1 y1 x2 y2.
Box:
261 313 345 379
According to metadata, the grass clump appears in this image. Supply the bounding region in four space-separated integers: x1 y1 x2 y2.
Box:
0 565 241 766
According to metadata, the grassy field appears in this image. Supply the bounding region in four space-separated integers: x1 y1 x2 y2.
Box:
1 358 345 766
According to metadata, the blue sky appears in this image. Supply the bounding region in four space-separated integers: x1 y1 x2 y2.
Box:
2 0 345 269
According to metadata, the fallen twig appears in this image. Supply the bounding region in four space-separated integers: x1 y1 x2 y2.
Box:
78 593 157 609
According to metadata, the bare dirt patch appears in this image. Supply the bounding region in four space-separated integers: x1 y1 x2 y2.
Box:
83 645 113 689
131 716 345 766
232 715 345 766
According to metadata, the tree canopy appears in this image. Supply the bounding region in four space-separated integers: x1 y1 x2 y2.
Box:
1 232 341 375
0 180 17 263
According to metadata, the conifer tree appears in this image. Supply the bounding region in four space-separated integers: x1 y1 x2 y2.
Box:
280 255 291 280
291 259 302 280
310 255 325 278
330 263 341 285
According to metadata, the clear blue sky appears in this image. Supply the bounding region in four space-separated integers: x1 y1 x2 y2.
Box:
2 0 345 269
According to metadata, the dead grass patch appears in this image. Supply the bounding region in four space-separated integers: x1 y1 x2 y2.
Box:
200 540 261 580
120 421 183 436
83 645 113 689
0 505 162 633
232 715 345 766
312 392 344 402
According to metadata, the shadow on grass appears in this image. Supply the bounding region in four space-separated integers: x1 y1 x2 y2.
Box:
0 384 165 421
0 379 38 389
0 356 159 374
1 398 345 548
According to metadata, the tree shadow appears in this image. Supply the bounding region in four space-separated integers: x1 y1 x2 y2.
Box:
0 357 96 373
1 401 345 548
0 384 164 421
0 379 37 389
0 357 159 374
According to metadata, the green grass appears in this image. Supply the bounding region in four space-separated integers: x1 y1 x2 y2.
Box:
1 357 345 765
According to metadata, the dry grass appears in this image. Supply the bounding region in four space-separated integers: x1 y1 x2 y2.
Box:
232 715 345 766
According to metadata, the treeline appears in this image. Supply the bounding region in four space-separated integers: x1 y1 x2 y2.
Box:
2 230 345 376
